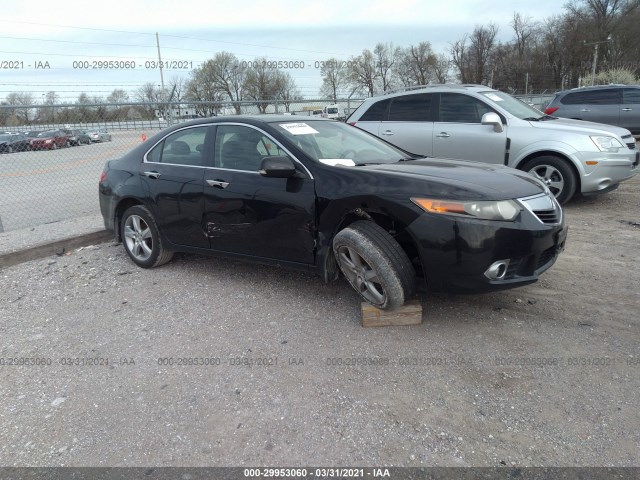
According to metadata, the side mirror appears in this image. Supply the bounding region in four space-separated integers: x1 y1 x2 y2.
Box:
259 156 297 178
481 112 504 133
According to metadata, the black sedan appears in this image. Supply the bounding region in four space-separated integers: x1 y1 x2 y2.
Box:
99 116 567 309
0 133 32 153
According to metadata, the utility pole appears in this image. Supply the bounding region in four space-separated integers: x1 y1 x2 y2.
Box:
585 36 612 86
156 32 165 94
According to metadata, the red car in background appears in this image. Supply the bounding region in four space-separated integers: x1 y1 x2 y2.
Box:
30 130 70 150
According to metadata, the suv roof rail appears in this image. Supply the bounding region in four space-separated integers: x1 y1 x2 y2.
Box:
377 83 490 96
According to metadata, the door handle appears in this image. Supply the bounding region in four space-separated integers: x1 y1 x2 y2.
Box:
580 109 591 112
622 108 633 111
143 171 161 179
381 130 394 136
436 132 450 138
206 179 230 189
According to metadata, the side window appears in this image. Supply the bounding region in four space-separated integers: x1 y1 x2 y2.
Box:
146 126 209 166
388 94 432 121
623 88 640 104
562 89 620 105
215 125 289 171
359 99 390 121
438 93 492 123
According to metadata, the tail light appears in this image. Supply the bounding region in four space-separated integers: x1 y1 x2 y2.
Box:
544 107 559 115
99 171 107 183
347 121 357 126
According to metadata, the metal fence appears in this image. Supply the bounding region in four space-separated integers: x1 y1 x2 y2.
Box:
0 91 557 237
0 99 365 235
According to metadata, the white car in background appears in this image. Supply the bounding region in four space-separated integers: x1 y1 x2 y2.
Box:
88 130 112 142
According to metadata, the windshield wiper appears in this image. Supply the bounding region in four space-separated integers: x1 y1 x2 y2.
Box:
398 156 426 162
538 115 557 121
522 117 539 121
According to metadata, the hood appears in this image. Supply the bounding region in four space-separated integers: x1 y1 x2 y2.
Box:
363 158 544 200
529 117 632 138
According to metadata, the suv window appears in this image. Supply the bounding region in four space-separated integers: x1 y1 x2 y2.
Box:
388 94 432 121
561 89 620 105
147 126 209 166
438 93 493 123
359 99 390 121
623 88 640 104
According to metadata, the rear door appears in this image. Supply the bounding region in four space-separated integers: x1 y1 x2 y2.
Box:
377 93 434 156
432 93 507 164
621 88 640 133
140 125 212 248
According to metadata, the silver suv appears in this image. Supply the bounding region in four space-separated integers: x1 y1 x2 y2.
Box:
544 85 640 134
347 84 638 203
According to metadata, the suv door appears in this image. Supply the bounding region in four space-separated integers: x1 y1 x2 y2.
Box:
432 93 507 164
561 88 621 126
621 87 640 134
377 93 434 156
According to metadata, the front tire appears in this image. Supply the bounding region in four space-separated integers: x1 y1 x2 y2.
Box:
333 221 415 309
522 155 577 204
120 205 174 268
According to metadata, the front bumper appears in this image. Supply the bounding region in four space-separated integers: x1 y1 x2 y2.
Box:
576 148 638 194
406 209 567 293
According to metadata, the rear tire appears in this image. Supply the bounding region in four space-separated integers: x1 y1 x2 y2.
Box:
333 220 415 309
120 205 174 268
522 155 577 204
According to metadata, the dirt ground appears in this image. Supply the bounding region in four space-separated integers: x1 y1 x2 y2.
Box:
0 173 639 468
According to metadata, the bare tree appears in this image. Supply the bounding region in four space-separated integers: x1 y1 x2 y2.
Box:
432 54 451 84
273 71 301 112
348 50 378 97
6 92 34 124
243 57 281 113
396 42 437 86
319 58 348 101
373 43 398 91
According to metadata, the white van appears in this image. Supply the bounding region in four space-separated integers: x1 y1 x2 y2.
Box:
322 104 341 119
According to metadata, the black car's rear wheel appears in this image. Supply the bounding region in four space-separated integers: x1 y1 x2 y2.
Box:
121 205 174 268
333 221 415 309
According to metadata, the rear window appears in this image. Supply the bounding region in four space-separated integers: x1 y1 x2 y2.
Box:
359 99 390 121
623 88 640 104
388 94 432 121
561 89 620 105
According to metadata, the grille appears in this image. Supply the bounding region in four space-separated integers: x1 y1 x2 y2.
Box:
622 135 636 150
533 208 561 224
536 247 557 270
519 193 562 225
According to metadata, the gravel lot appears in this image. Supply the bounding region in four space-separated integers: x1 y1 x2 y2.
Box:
0 174 639 468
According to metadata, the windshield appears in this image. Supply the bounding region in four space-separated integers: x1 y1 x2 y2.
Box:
0 134 12 141
480 91 545 120
38 131 58 137
273 120 411 165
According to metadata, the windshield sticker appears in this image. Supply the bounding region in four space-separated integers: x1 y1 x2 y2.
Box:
484 93 503 102
319 159 356 166
280 123 319 135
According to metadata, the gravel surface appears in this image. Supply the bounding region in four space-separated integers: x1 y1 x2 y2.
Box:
0 175 639 467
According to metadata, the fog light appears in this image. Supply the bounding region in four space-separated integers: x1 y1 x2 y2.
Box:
485 260 510 280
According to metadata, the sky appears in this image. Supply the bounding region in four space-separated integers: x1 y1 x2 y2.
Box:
0 0 569 103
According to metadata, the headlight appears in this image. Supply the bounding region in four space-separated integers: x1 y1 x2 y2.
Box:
590 136 624 152
411 198 521 221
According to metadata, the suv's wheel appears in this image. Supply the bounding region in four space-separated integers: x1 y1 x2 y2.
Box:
333 220 415 309
522 156 577 204
121 205 174 268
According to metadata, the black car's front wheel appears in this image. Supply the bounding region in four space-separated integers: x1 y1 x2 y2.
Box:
121 205 174 268
333 221 415 309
